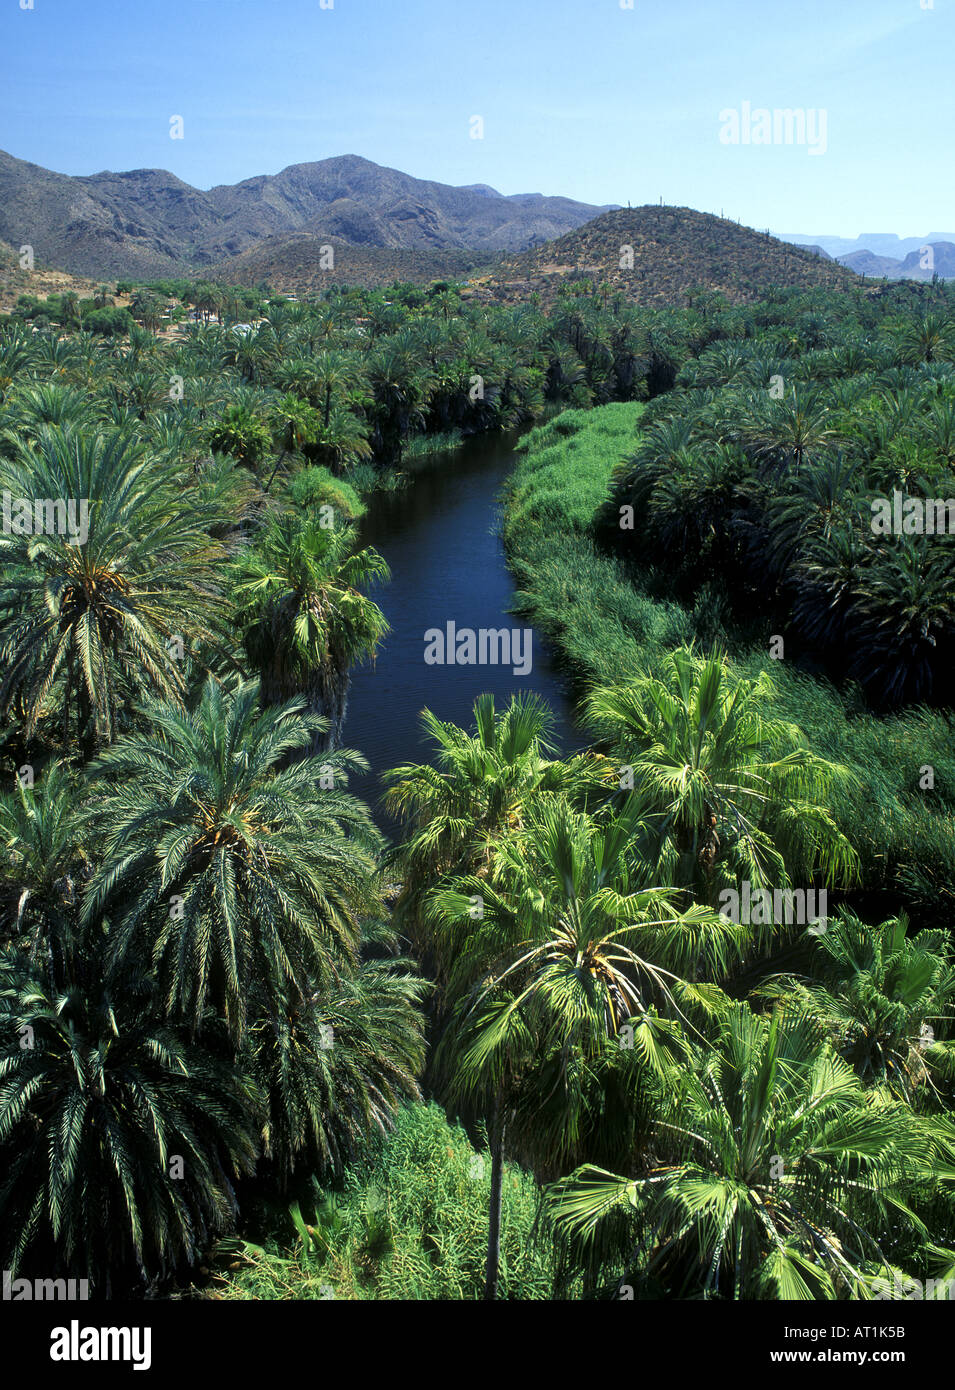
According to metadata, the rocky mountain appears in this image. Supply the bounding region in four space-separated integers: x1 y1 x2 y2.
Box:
838 241 955 281
838 249 906 278
782 229 955 279
482 206 858 307
0 149 614 281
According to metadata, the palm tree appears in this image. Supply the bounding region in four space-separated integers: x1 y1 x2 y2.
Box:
0 426 225 752
791 520 870 652
1 381 99 439
365 334 437 464
896 312 955 366
850 536 955 707
249 952 426 1185
233 511 389 748
84 678 382 1042
265 393 323 492
308 400 374 474
739 389 840 474
585 647 858 917
761 452 864 581
383 693 609 955
276 349 367 427
758 911 955 1103
548 1004 952 1299
206 401 272 469
0 929 261 1292
0 763 86 973
427 796 744 1298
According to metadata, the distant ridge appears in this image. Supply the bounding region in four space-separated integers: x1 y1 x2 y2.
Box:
782 229 955 279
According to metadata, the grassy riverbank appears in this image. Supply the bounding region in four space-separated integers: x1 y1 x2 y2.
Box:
200 1103 564 1300
502 405 955 928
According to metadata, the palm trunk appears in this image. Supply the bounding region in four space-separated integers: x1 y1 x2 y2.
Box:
484 1096 505 1301
263 447 288 494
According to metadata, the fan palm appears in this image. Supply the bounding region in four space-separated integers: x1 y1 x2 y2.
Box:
758 912 955 1102
585 646 858 912
548 1004 953 1299
383 692 608 953
427 796 744 1298
233 510 388 748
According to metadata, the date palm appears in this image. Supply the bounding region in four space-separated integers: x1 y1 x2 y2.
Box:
1 382 98 439
761 452 864 580
0 426 225 751
365 334 437 463
896 312 955 366
739 389 840 474
84 678 382 1043
850 536 955 707
249 952 426 1185
0 763 85 975
0 930 261 1292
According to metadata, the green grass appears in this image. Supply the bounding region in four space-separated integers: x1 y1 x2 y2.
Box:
201 1102 563 1301
502 404 955 928
401 428 466 460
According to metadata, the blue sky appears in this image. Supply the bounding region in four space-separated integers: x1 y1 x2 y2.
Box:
1 0 951 236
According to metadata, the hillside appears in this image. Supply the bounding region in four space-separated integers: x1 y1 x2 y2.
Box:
209 233 494 293
483 206 859 307
0 149 613 282
0 236 99 314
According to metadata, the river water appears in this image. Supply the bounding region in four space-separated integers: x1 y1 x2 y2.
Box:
341 432 583 840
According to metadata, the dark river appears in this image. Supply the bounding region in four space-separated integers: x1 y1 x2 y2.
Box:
341 432 583 841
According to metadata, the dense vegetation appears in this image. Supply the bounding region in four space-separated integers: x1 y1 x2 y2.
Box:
1 270 955 1300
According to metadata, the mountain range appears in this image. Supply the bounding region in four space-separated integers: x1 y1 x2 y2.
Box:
781 230 955 280
0 148 898 304
0 149 614 282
